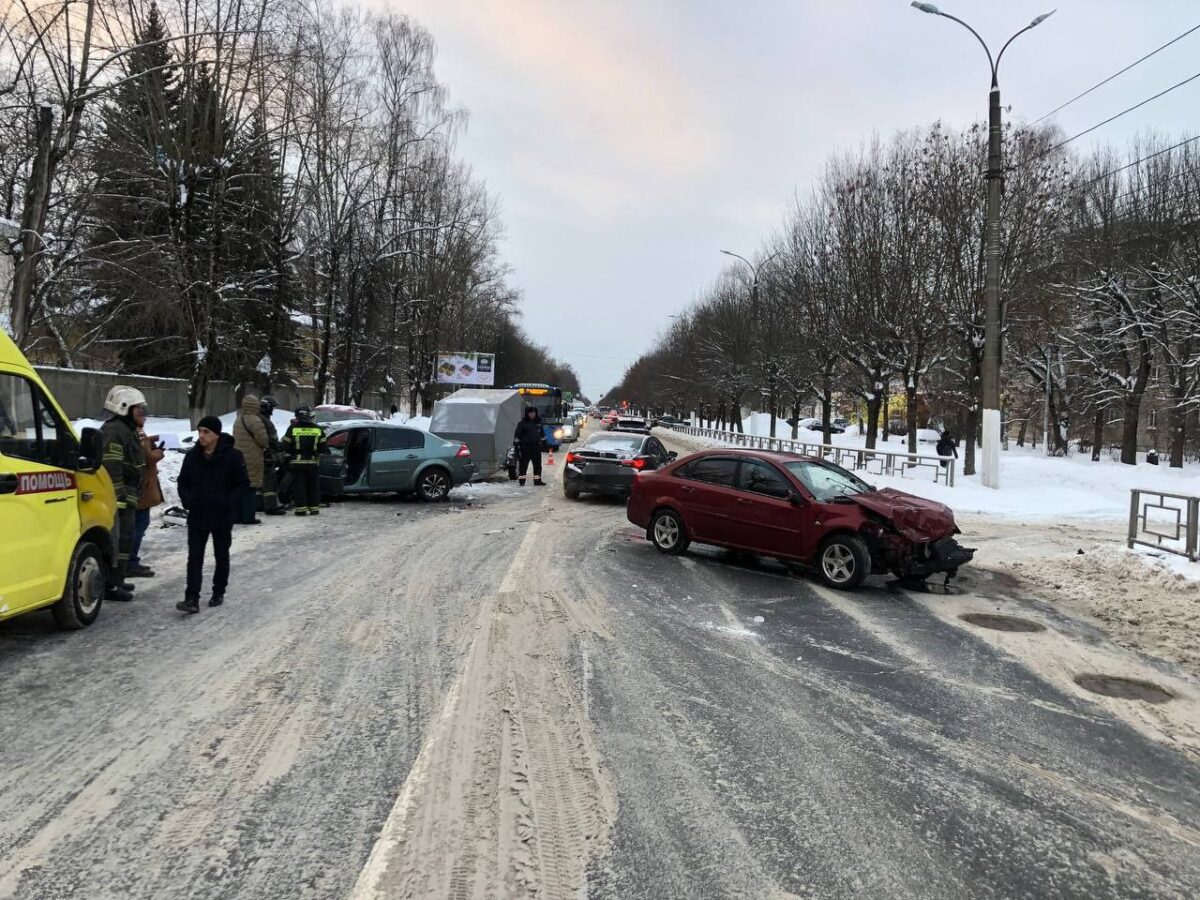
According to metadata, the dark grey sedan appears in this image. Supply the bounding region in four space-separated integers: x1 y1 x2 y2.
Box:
563 432 675 500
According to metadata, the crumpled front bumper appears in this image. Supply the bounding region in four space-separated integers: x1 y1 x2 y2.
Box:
901 536 976 577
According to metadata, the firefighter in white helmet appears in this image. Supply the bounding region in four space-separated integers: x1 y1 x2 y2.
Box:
100 385 148 601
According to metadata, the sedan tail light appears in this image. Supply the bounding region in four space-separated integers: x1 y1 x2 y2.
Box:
456 443 471 457
621 456 648 470
565 452 579 464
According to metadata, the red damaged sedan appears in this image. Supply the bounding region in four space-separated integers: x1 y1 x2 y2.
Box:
626 449 974 590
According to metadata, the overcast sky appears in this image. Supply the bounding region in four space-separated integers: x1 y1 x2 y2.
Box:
389 0 1199 401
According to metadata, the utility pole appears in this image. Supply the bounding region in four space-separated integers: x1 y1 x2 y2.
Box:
911 3 1055 488
720 249 779 437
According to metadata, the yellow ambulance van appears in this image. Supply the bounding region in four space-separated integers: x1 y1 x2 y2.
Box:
1 329 117 628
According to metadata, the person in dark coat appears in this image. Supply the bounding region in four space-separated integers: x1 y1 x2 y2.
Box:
935 430 958 469
258 396 285 515
176 416 250 614
512 406 546 486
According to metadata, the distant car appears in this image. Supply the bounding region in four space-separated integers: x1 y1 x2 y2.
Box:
789 417 845 435
612 417 650 435
833 418 852 430
655 415 685 428
563 432 676 500
313 404 383 424
626 449 973 590
318 421 475 501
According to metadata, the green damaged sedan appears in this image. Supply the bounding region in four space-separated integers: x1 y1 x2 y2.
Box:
319 420 476 502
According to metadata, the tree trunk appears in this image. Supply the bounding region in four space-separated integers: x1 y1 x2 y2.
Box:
962 406 978 476
1016 416 1028 448
10 106 54 348
1168 401 1185 469
820 377 832 445
768 381 778 438
791 397 801 440
864 393 881 451
315 247 340 404
1090 410 1104 462
879 388 889 443
1120 393 1143 466
905 382 919 455
732 396 743 433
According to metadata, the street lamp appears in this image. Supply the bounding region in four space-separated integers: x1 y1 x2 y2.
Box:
911 2 1055 488
722 249 781 436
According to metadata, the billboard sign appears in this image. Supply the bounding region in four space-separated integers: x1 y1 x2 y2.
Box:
434 351 495 386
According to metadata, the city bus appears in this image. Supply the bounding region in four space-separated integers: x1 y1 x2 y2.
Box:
510 383 568 449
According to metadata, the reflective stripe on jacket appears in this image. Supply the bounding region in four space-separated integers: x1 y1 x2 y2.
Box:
282 423 326 464
100 415 144 507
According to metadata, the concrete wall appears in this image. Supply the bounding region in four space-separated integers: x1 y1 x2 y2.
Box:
32 366 392 421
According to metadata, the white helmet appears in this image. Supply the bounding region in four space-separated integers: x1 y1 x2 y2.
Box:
104 385 147 416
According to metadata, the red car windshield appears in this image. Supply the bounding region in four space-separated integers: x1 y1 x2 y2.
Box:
783 460 872 501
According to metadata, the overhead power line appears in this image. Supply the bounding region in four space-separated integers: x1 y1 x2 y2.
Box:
1032 23 1200 125
1036 70 1200 159
1074 133 1200 190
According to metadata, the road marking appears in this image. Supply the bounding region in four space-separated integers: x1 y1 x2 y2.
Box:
349 521 542 900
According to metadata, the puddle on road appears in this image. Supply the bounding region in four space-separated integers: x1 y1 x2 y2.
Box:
959 613 1047 633
1074 673 1175 704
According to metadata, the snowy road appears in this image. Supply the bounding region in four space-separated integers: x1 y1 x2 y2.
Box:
2 432 1200 898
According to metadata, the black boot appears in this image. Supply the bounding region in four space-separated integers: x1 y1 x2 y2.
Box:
533 478 546 486
208 594 224 608
107 585 134 602
176 597 200 614
128 564 155 578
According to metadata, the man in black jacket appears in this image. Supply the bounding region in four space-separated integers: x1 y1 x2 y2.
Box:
176 416 250 614
513 406 546 486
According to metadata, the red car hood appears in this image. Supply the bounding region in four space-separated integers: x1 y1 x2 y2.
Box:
849 488 958 542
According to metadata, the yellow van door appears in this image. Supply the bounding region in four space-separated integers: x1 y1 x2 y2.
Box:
0 372 79 616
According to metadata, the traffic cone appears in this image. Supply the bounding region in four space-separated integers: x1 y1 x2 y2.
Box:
547 448 556 465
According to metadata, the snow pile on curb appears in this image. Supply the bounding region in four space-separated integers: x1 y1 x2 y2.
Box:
991 527 1200 672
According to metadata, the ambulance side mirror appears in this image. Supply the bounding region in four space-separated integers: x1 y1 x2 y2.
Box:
77 427 103 473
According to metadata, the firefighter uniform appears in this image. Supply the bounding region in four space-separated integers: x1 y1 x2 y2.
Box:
281 411 326 515
100 393 146 595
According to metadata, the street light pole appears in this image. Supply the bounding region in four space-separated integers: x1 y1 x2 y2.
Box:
721 249 780 436
911 3 1055 488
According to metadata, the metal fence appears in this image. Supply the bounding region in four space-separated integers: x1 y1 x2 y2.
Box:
1127 489 1199 561
667 425 956 486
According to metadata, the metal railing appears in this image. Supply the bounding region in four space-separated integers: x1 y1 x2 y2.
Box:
1127 489 1199 560
665 425 956 486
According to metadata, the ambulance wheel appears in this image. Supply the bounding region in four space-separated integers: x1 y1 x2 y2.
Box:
52 542 105 629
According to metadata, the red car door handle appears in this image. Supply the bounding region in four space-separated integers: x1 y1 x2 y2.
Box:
735 497 753 505
681 486 696 494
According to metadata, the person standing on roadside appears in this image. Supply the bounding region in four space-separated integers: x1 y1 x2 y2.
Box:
936 430 958 471
128 408 165 578
281 405 326 515
176 417 249 614
513 406 546 487
100 386 148 601
233 394 268 525
258 395 285 515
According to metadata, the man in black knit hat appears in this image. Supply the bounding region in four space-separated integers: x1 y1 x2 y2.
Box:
176 416 249 614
